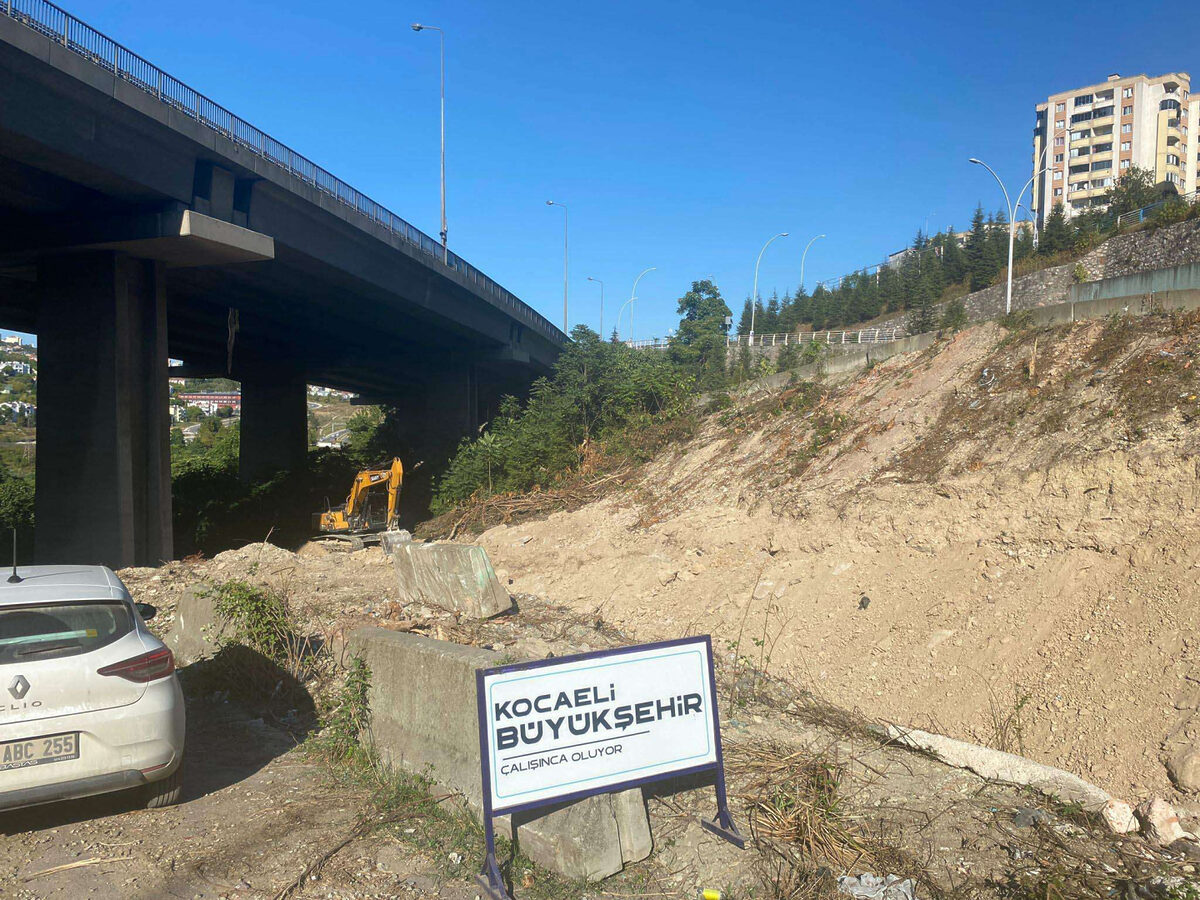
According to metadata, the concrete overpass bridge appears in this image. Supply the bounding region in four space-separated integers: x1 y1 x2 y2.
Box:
0 0 566 567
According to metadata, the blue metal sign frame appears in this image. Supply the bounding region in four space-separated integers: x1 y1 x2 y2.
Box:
474 635 742 900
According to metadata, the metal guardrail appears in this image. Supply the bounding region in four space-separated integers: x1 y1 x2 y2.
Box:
727 327 906 347
626 327 907 351
1115 189 1198 230
1 0 566 346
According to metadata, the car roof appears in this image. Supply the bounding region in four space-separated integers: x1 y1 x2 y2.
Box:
0 565 131 607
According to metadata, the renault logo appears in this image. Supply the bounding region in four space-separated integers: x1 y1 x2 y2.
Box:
8 675 29 700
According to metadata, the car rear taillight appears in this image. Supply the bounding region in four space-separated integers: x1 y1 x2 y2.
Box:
97 648 175 683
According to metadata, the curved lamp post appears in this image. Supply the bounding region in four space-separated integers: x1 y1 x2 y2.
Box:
586 276 604 337
799 233 826 291
750 232 788 341
969 158 1039 315
618 266 656 343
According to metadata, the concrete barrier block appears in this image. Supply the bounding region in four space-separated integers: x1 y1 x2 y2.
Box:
515 795 624 880
613 787 653 863
384 534 512 619
346 628 652 882
165 584 229 665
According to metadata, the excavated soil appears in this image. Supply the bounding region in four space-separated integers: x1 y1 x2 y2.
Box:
476 314 1200 807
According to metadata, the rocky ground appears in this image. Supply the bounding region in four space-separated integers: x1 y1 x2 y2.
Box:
472 313 1200 810
10 310 1200 897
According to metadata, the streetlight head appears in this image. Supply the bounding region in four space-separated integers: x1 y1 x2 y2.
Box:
545 200 555 206
411 23 423 30
781 232 790 237
969 157 982 165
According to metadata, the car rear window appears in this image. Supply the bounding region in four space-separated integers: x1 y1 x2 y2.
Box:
0 601 134 664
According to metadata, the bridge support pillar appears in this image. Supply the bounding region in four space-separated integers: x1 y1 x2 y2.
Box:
35 252 172 568
239 367 308 483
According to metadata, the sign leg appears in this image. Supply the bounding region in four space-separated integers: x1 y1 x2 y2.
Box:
701 766 746 849
476 814 512 900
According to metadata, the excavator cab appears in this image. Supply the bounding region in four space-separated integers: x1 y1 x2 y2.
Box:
316 457 403 535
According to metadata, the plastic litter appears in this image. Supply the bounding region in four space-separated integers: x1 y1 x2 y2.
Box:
837 873 918 900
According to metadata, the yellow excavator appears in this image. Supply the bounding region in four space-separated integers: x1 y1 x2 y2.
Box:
315 457 404 537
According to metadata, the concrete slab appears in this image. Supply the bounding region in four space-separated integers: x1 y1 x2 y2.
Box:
347 628 652 882
382 533 512 619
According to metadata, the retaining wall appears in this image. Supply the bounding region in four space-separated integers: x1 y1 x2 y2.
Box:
1069 261 1200 303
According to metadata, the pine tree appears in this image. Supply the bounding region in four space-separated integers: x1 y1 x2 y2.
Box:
966 205 990 292
940 227 967 285
736 298 753 335
1040 204 1070 255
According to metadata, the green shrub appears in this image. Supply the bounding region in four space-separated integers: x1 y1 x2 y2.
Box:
1072 263 1088 284
939 299 968 331
433 326 695 509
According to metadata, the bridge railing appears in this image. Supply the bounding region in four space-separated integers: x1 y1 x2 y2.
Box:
2 0 566 346
727 327 906 347
1115 189 1198 230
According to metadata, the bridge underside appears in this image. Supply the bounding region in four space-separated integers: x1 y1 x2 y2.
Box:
0 15 561 568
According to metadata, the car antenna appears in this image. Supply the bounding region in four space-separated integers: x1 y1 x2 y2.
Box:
7 528 21 583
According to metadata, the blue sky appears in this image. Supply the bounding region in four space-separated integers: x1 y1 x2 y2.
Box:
57 0 1192 341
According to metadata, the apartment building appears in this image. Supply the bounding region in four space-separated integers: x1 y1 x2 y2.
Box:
1032 72 1194 225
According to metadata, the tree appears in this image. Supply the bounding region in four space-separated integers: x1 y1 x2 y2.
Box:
670 279 732 391
736 298 753 335
1040 203 1071 255
1106 165 1160 218
940 227 967 285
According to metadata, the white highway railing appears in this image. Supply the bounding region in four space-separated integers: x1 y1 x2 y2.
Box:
624 327 907 351
727 327 906 347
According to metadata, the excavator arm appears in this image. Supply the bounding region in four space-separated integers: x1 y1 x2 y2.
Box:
317 457 404 535
385 457 403 530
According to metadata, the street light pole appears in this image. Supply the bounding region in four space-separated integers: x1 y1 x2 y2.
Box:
411 24 447 263
969 158 1040 316
628 266 655 344
546 201 568 332
587 276 604 337
800 234 826 292
750 232 789 342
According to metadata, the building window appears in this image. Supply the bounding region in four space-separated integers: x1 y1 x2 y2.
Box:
1091 159 1112 171
1056 119 1066 129
1167 153 1181 165
1121 123 1132 133
1093 142 1112 153
1071 129 1090 141
1054 187 1063 196
1161 99 1181 112
1120 141 1131 151
1122 105 1133 115
1053 153 1064 162
1123 87 1133 98
1166 172 1180 184
1054 136 1065 146
1093 106 1114 118
1053 170 1063 180
1120 159 1131 169
1070 112 1092 124
1055 102 1065 112
1075 94 1093 106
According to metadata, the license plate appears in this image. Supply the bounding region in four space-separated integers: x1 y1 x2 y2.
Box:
0 732 79 771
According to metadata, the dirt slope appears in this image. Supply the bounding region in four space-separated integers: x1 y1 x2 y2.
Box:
477 313 1200 803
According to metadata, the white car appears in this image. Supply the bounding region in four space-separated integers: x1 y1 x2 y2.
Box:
0 565 185 812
